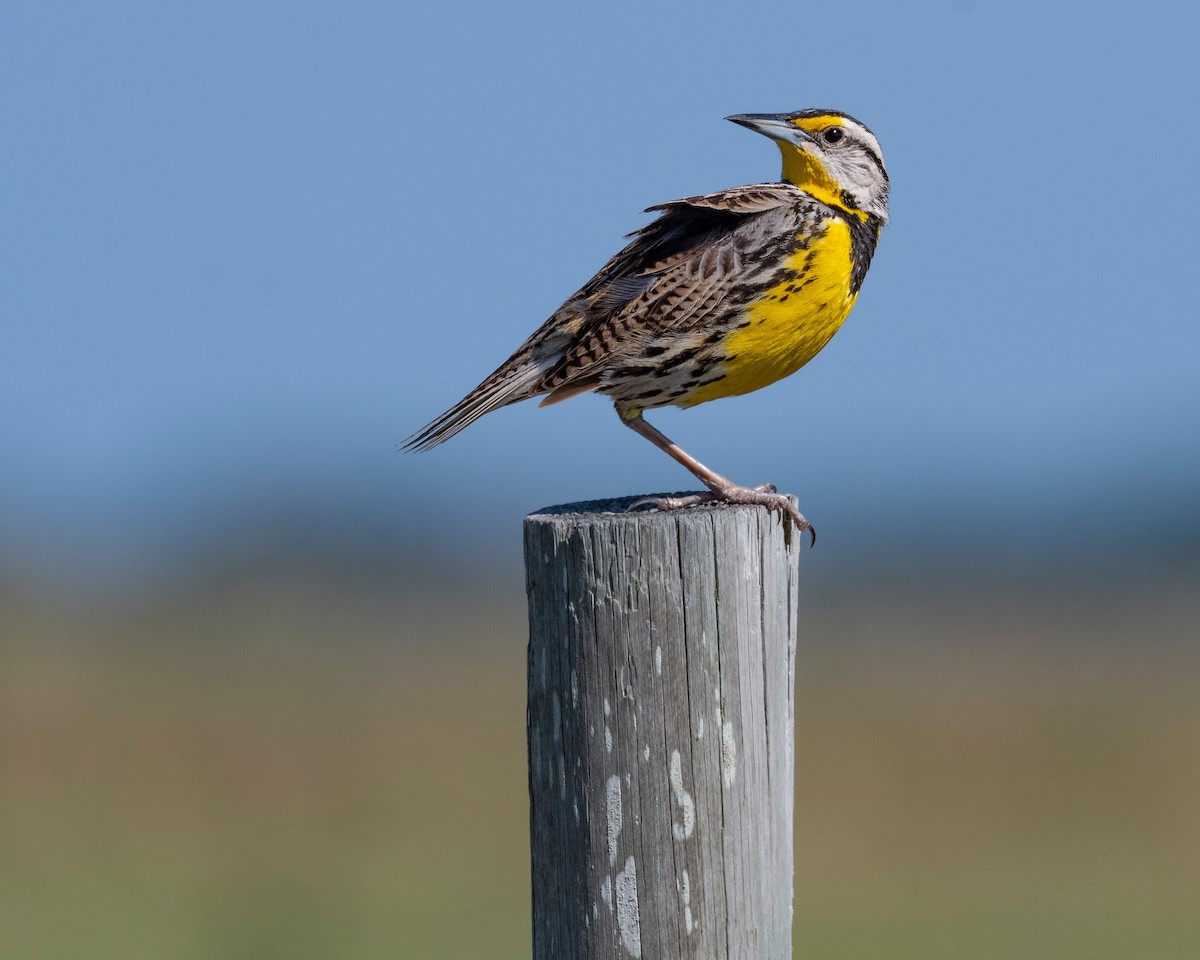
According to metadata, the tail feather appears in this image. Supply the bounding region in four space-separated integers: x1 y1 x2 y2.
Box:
402 363 548 451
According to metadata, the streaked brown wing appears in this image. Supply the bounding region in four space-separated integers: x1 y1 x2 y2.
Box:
535 185 804 396
403 185 806 445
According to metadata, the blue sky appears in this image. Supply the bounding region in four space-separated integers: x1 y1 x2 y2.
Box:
3 0 1197 584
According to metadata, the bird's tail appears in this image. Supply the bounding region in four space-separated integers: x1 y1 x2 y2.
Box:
402 361 549 452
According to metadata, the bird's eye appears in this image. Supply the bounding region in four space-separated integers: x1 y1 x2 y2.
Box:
823 126 845 144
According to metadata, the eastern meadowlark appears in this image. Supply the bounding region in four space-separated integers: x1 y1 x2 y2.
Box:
405 110 889 541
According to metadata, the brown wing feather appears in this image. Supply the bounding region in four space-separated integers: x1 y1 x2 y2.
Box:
645 183 804 216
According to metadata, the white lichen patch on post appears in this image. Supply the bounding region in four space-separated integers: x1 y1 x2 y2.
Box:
654 646 662 674
681 868 694 935
615 856 642 959
721 720 737 787
642 745 650 762
601 874 613 911
605 725 613 753
571 670 579 707
669 749 696 841
606 775 623 867
696 715 705 740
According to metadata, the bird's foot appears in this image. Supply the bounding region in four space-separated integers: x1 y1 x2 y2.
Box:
628 484 815 546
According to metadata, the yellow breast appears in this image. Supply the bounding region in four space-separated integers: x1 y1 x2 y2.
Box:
682 216 857 406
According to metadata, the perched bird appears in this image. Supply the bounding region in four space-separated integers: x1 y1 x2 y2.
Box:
404 109 889 541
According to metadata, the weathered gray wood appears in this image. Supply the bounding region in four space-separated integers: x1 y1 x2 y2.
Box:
524 495 801 960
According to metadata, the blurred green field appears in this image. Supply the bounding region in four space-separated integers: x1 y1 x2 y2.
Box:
1 565 1198 959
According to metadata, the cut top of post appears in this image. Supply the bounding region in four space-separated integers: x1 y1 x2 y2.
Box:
525 494 805 550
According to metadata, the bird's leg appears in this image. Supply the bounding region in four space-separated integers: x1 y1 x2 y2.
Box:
621 411 814 544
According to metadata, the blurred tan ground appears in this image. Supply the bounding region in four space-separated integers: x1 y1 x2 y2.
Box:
1 563 1197 959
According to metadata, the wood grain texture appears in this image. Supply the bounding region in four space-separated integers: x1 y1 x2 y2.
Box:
524 495 801 960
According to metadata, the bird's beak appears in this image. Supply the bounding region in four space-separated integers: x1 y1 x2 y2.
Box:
726 114 815 149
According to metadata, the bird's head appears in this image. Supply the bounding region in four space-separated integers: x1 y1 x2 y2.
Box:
727 110 889 223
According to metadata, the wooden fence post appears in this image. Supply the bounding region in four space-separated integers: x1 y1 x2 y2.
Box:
524 495 801 960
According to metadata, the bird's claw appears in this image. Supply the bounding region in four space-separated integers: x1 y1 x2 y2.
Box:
626 486 815 546
628 493 710 512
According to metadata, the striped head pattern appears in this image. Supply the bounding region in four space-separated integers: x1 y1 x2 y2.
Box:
728 109 889 222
